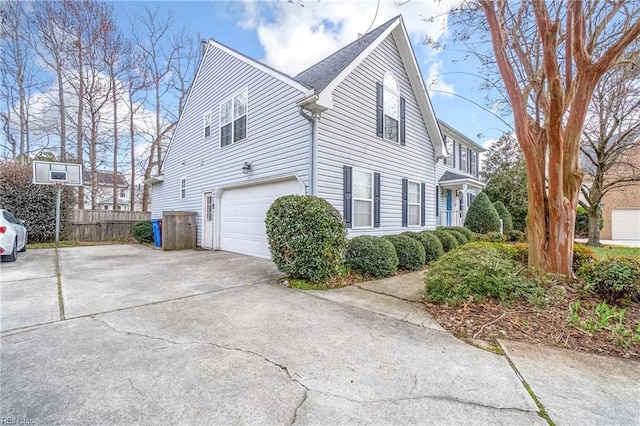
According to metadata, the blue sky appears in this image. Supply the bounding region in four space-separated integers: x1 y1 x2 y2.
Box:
112 0 513 147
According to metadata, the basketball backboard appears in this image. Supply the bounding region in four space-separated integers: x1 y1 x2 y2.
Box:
32 161 83 186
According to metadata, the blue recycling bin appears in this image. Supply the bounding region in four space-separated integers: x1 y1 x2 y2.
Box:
151 219 162 247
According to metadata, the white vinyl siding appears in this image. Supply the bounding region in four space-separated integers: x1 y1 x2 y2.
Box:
353 169 373 228
316 35 437 234
151 44 308 247
407 180 420 227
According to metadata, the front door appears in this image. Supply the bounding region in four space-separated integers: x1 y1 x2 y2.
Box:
203 192 213 249
446 189 453 226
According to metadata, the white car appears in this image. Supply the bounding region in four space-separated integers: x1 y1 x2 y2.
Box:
0 209 27 262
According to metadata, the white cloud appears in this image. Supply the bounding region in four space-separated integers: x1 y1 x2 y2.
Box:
240 0 457 76
425 60 455 97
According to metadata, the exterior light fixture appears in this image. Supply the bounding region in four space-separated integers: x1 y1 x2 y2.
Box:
242 162 253 175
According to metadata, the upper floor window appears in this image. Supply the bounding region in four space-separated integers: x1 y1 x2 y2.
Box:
444 135 454 167
460 145 468 173
383 73 399 142
220 89 248 148
204 111 211 138
180 177 186 199
119 189 126 198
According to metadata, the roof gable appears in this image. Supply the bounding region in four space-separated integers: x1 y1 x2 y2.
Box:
296 16 446 159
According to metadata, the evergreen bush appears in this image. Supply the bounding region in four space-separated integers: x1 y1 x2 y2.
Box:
346 236 398 278
383 234 425 271
132 221 153 243
493 201 513 233
403 231 443 263
266 195 347 283
464 192 501 234
433 229 459 252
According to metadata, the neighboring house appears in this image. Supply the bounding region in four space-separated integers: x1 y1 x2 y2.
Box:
82 170 130 211
436 120 486 227
591 145 640 241
151 16 479 258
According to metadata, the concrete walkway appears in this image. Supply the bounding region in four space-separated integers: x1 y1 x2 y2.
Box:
311 272 640 425
2 246 639 424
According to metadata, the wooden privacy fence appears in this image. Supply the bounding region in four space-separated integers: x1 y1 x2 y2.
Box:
64 210 151 242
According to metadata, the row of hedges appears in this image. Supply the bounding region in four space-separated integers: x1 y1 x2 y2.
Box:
265 194 477 282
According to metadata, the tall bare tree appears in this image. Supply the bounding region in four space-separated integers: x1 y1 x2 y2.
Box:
475 1 640 276
580 59 640 246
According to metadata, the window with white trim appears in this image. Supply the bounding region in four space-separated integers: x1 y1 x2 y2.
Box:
180 177 186 199
353 169 373 228
460 145 468 173
408 180 421 227
220 89 248 147
444 136 454 167
204 111 211 138
383 73 399 142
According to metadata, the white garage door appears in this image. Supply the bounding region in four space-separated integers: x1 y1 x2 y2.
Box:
220 179 304 258
612 209 640 241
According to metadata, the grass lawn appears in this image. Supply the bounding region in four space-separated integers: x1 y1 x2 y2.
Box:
589 245 639 260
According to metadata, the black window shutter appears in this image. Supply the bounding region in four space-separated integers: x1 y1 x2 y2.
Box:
343 166 352 228
374 173 381 228
468 148 472 172
401 178 408 227
400 97 406 146
376 82 384 137
435 186 439 217
420 182 426 226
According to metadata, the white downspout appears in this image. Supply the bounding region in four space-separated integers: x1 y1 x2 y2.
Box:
298 107 318 196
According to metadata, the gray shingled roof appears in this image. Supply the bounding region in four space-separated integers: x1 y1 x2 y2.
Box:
293 16 399 92
439 171 478 183
83 170 128 187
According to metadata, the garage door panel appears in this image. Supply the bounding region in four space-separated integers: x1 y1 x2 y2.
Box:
220 179 304 258
612 209 640 241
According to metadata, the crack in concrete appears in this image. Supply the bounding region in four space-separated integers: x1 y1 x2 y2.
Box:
353 284 421 304
128 378 144 398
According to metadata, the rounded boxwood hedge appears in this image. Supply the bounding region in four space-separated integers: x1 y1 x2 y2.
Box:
266 195 347 283
433 229 459 252
132 220 153 243
437 226 473 242
578 257 640 304
346 236 398 278
445 229 467 246
402 231 443 263
464 192 501 234
493 201 513 233
383 234 425 271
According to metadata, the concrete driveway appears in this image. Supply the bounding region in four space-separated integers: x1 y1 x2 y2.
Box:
1 245 638 425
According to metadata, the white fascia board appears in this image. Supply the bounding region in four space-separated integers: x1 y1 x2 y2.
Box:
393 21 446 160
211 40 309 94
315 17 402 110
439 178 485 188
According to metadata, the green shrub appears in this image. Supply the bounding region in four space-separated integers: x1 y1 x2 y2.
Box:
575 206 603 238
266 195 347 283
437 226 473 242
472 233 490 242
573 244 598 271
346 236 398 278
506 230 526 242
464 192 501 234
493 201 513 233
383 235 425 271
437 227 471 246
403 231 443 263
0 161 75 243
578 257 640 304
132 221 153 243
424 243 544 306
433 229 459 252
487 232 506 243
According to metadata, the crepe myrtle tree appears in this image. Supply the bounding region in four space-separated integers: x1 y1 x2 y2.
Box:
473 1 640 276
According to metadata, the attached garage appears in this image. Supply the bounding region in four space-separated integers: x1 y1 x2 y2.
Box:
611 209 640 241
219 178 305 258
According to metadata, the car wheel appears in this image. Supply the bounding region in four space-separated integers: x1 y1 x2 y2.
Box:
1 239 17 262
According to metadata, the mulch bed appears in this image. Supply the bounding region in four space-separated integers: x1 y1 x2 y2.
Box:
423 293 640 360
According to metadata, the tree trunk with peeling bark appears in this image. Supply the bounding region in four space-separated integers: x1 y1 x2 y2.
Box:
478 0 640 276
